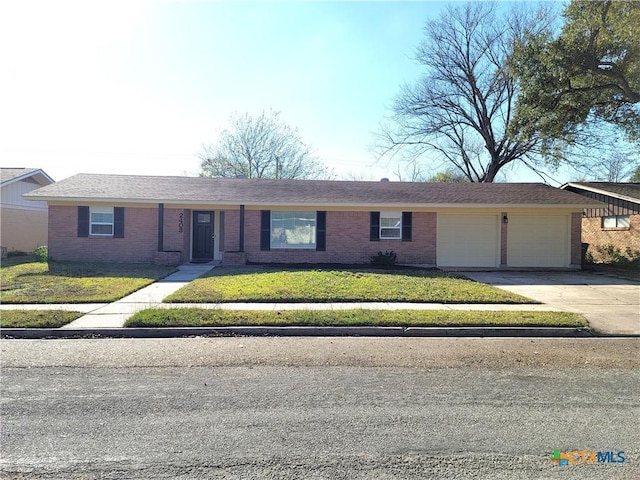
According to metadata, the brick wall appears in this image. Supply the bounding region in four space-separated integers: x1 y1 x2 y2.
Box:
223 209 241 252
156 207 190 264
49 205 159 263
234 210 437 265
571 212 582 265
162 208 191 260
182 209 191 260
582 214 640 261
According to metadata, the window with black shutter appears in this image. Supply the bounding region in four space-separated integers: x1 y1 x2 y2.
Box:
78 206 124 238
371 211 411 241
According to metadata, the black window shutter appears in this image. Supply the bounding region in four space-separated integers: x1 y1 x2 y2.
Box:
114 207 125 238
370 212 380 241
402 212 412 241
77 206 89 237
316 211 326 251
260 210 271 251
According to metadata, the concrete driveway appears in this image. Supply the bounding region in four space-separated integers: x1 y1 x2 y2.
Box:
463 271 640 335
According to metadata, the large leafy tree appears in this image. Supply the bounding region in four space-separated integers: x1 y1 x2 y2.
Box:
510 0 640 145
199 111 330 179
378 2 555 182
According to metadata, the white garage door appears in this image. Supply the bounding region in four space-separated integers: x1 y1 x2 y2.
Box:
437 214 499 267
507 215 568 267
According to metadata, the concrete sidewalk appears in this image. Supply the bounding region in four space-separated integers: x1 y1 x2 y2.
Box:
0 300 562 328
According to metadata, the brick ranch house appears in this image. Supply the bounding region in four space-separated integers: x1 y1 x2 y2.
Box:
24 173 603 269
561 182 640 261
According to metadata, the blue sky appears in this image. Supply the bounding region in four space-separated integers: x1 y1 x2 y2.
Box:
1 0 574 183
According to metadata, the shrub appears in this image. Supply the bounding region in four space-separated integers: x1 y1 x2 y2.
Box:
31 245 49 262
370 250 397 266
592 244 640 267
584 250 595 265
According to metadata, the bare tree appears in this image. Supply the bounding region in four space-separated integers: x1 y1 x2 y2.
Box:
378 2 556 182
590 151 639 182
199 111 331 179
341 171 378 181
393 158 427 182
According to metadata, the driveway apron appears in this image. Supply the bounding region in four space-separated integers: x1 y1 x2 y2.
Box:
462 271 640 335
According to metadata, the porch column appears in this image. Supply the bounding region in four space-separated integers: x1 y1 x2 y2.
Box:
158 203 164 252
239 205 245 252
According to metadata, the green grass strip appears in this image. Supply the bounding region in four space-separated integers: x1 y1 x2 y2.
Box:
0 310 83 328
165 268 533 304
1 261 176 303
125 308 586 328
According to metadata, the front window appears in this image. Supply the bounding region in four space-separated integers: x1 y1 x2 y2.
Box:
90 206 114 236
602 215 630 229
380 211 402 239
271 211 316 249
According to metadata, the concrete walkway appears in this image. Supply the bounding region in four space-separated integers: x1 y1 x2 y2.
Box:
60 263 218 328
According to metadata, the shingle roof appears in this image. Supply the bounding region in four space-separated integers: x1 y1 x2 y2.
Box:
563 182 640 204
24 173 602 208
1 168 54 186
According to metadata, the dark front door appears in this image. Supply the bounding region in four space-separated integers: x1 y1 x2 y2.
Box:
192 211 214 260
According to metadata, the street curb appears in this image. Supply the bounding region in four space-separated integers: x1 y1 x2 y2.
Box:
0 326 599 339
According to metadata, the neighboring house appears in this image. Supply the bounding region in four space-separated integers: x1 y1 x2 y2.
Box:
24 173 602 269
1 168 55 254
561 182 640 260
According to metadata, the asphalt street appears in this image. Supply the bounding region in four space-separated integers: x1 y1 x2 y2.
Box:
1 337 638 479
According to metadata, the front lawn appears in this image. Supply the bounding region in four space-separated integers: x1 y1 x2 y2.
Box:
1 260 176 303
126 308 586 328
0 310 83 328
164 267 534 304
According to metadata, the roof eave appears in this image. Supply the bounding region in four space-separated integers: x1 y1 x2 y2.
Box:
1 169 54 187
35 170 55 185
563 182 640 204
25 195 600 210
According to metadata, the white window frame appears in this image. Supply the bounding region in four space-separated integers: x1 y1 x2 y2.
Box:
270 211 316 249
380 211 402 240
602 215 630 229
90 206 114 236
